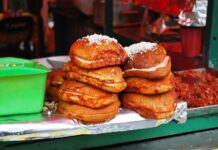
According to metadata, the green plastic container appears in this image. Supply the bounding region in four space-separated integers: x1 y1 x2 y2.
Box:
0 57 50 116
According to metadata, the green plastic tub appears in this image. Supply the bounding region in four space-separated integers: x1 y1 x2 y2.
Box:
0 57 50 116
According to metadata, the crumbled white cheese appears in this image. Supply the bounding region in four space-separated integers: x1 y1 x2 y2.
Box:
125 42 157 58
83 34 117 44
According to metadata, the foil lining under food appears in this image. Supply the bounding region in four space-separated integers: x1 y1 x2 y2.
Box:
0 102 187 141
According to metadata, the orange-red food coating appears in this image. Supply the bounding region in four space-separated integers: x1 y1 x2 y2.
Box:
175 70 218 108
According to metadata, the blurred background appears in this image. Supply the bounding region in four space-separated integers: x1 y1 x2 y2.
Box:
0 0 215 70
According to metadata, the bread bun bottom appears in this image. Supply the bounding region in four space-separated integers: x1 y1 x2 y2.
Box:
125 72 175 95
121 90 176 119
58 100 120 123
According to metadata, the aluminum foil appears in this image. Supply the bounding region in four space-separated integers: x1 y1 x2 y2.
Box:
0 102 187 141
178 0 208 27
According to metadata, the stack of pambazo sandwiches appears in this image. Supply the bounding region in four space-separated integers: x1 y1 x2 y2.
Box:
47 35 177 123
57 34 127 123
122 42 176 119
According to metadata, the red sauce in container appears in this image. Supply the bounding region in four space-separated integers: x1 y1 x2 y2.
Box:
175 70 218 108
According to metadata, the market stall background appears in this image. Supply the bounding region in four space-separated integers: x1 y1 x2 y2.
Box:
1 0 218 149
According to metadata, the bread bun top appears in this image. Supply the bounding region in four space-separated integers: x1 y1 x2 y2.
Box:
70 34 127 63
123 42 167 70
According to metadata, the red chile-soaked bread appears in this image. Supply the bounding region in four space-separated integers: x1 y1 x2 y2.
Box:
121 90 177 120
123 42 171 79
46 70 64 101
58 80 118 109
69 34 128 69
124 72 175 95
63 61 126 93
58 99 120 123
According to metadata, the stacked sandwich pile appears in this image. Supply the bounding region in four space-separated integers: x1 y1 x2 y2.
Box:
121 42 176 119
56 34 128 123
47 35 178 122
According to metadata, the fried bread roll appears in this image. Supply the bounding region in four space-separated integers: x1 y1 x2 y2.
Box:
58 100 120 123
125 72 175 95
50 70 64 86
124 42 167 69
63 61 126 93
46 70 64 101
123 42 171 79
121 90 177 119
70 34 128 69
124 56 171 79
58 80 118 108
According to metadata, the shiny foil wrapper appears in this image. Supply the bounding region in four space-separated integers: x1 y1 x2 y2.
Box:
0 102 187 141
179 0 208 27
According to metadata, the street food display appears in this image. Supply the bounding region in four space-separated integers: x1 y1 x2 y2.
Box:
2 34 204 141
44 34 217 133
44 35 184 123
46 36 181 122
